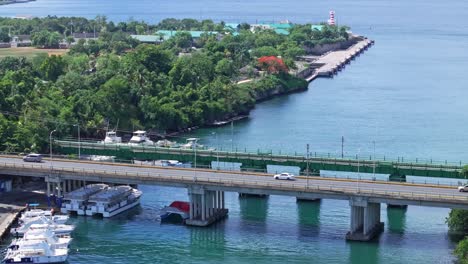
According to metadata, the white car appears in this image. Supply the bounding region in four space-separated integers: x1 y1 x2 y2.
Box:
274 172 295 180
458 185 468 192
23 153 43 162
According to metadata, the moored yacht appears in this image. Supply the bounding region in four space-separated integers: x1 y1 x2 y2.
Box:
19 208 53 223
12 219 74 237
10 229 72 250
101 131 122 144
3 240 68 264
61 184 108 215
85 186 142 217
181 138 204 149
128 130 154 146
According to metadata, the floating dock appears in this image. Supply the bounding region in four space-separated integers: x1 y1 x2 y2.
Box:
305 38 374 82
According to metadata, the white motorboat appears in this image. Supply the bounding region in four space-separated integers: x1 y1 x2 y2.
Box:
181 138 204 149
12 221 74 237
13 216 69 236
155 139 178 148
128 130 154 146
4 240 68 264
85 186 142 217
20 214 69 225
101 131 122 144
10 229 72 250
61 184 108 215
19 209 52 223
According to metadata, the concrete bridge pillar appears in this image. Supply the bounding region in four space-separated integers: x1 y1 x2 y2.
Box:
346 197 384 241
388 170 408 208
186 186 228 227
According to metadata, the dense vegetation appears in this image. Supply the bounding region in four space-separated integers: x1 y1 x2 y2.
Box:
447 209 468 263
0 16 350 153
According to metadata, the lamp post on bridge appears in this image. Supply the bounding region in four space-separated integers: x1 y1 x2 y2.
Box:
212 132 219 169
357 148 361 193
49 129 57 167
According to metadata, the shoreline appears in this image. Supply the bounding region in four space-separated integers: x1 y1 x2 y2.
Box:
159 37 374 137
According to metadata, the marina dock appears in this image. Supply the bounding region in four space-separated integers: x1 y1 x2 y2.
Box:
304 38 374 82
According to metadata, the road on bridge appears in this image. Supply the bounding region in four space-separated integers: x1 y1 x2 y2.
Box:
0 156 466 200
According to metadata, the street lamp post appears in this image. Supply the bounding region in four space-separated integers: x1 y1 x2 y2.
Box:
372 140 376 178
357 148 361 193
73 124 80 159
49 129 57 163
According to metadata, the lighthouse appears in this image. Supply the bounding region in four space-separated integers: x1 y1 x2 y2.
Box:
328 11 336 26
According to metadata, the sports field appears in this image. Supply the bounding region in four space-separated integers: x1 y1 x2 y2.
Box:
0 47 68 58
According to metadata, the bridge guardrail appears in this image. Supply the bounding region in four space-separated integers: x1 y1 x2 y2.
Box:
2 161 468 205
55 140 467 168
1 154 466 187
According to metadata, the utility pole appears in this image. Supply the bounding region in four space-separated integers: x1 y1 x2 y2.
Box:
49 129 57 168
231 121 234 152
373 140 376 178
341 136 344 158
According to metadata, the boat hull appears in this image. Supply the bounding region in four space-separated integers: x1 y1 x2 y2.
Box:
4 255 67 263
86 199 140 218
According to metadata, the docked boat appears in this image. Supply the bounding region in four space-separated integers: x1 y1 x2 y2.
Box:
85 186 142 217
61 184 108 215
155 139 178 148
101 131 122 144
10 229 72 250
159 201 190 224
20 215 69 226
11 219 74 237
181 138 204 149
3 240 68 264
128 130 154 146
19 208 53 223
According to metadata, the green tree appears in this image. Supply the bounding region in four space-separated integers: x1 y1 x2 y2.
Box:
447 209 468 234
173 31 192 49
39 55 66 81
455 237 468 264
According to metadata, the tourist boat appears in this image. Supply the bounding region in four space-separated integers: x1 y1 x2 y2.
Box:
181 138 204 149
3 240 68 264
158 201 190 224
85 186 142 217
101 131 122 144
61 184 108 215
128 130 154 146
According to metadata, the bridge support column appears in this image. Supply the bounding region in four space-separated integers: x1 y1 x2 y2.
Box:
388 171 408 208
346 197 384 241
186 186 228 227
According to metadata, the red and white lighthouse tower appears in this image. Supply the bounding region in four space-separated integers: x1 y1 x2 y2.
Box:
328 11 336 26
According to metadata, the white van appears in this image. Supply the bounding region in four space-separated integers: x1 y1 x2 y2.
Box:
23 154 43 162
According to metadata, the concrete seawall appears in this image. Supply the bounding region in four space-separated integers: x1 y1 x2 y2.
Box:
303 38 375 82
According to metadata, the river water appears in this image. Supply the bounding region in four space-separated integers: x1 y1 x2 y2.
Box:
2 0 468 263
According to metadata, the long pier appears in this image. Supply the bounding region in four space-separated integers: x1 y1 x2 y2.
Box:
305 38 374 82
1 156 468 241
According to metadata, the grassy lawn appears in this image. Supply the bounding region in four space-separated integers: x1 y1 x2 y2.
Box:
0 47 68 59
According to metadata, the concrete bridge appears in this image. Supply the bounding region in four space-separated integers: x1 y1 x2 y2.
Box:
1 156 468 241
55 140 465 179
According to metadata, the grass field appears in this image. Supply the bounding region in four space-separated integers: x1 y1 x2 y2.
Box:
0 47 68 59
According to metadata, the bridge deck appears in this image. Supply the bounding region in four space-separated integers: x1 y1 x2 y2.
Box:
1 157 468 209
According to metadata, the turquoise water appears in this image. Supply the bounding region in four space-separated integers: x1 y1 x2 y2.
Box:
2 0 468 263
